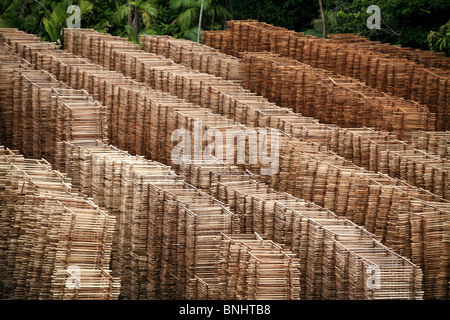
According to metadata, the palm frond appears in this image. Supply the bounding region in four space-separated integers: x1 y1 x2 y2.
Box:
0 0 15 13
77 0 94 18
141 11 154 29
43 0 71 42
169 0 183 10
173 7 197 31
141 1 159 18
206 4 230 20
92 18 110 33
170 0 201 10
0 1 21 28
183 26 199 41
112 3 132 23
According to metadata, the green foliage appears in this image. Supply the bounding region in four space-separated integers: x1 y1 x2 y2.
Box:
335 0 383 37
168 0 231 40
332 0 450 49
428 20 450 56
112 0 159 41
0 0 108 44
43 0 94 43
0 1 22 29
2 0 450 55
230 0 318 32
304 8 339 37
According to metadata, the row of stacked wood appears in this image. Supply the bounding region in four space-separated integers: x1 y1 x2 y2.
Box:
0 32 239 299
202 20 450 131
179 160 424 300
0 146 119 299
139 35 243 82
240 51 434 141
61 28 450 197
328 127 449 200
139 35 440 144
0 44 31 146
0 40 118 299
59 141 240 300
327 33 450 70
35 27 450 299
0 27 447 299
0 29 421 299
412 131 450 160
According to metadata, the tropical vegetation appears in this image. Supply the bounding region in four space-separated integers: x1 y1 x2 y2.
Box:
0 0 449 55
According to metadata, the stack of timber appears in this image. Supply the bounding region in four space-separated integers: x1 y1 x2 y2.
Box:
328 33 450 70
180 159 424 300
140 34 243 82
214 233 301 300
62 28 338 149
202 20 450 131
329 127 450 200
61 28 450 265
412 131 450 160
272 140 449 299
0 146 119 299
0 42 31 147
241 51 435 140
1 28 447 299
12 69 67 160
10 69 107 166
58 141 238 300
52 87 108 147
20 29 445 292
410 211 450 299
0 31 242 300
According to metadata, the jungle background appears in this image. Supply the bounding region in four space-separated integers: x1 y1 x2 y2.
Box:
0 0 449 56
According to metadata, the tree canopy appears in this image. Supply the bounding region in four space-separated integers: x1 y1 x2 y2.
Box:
0 0 449 55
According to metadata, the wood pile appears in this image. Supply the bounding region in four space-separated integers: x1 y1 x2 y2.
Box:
0 27 447 300
0 43 31 147
179 159 424 300
63 28 95 56
9 69 107 166
241 51 435 140
329 127 450 199
278 201 423 300
58 140 238 300
0 146 119 299
203 20 450 131
410 211 450 299
140 34 243 82
12 69 68 160
52 87 108 145
412 131 450 160
328 33 450 70
63 28 338 148
62 29 448 200
8 27 448 299
272 141 449 299
214 233 301 300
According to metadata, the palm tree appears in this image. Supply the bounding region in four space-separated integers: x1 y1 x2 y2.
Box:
169 0 231 40
205 0 231 30
311 9 338 37
113 0 159 42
